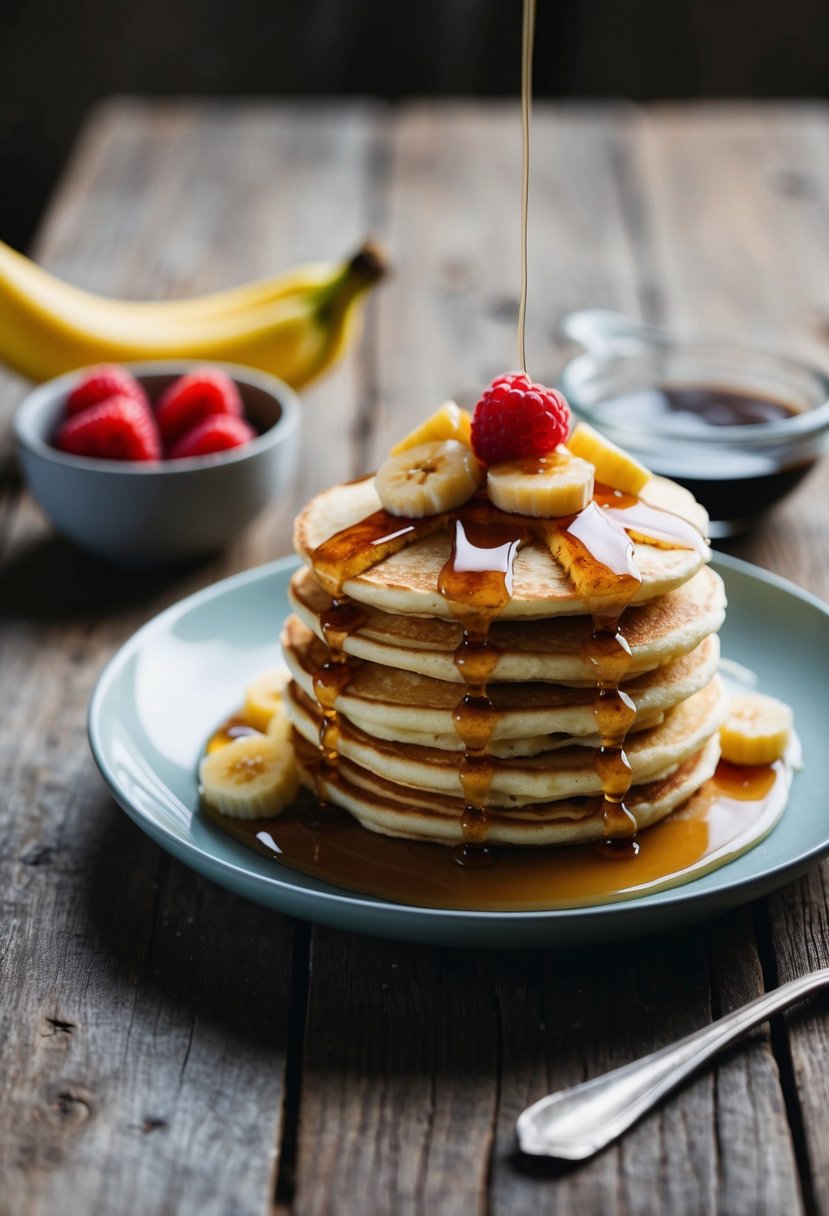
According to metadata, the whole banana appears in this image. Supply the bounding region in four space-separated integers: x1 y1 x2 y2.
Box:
0 238 387 386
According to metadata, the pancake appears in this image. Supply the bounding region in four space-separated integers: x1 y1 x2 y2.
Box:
294 733 722 846
281 439 727 854
335 715 665 759
294 475 710 620
289 563 726 685
286 675 729 806
282 614 721 750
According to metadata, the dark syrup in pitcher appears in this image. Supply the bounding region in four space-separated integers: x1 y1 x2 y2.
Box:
593 384 815 525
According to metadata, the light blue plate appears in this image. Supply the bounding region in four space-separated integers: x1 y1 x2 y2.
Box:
88 553 829 948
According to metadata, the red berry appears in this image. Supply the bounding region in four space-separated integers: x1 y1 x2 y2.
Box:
155 367 243 447
66 365 148 416
54 395 161 461
168 414 256 460
470 372 571 465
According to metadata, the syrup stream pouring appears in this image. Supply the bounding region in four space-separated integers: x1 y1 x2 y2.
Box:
516 966 829 1160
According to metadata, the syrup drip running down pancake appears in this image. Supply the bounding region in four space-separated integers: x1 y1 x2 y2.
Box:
293 475 709 620
288 563 726 686
288 731 724 848
288 677 729 809
282 615 721 752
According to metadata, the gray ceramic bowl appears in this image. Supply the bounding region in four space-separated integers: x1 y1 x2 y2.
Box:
13 361 301 564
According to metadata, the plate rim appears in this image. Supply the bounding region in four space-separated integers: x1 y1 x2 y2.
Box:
88 550 829 930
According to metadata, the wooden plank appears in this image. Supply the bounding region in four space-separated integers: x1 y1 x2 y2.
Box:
638 104 829 1211
369 103 645 463
491 104 799 1216
705 911 805 1214
2 100 826 1216
296 104 540 1216
0 98 384 1216
763 872 829 1215
637 104 829 598
493 931 719 1216
295 934 498 1216
288 102 802 1216
626 104 829 1213
492 921 801 1216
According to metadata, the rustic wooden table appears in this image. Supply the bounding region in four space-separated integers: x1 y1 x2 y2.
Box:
2 100 829 1216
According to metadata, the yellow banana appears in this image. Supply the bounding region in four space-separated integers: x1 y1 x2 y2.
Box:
566 421 651 496
0 238 387 386
199 730 299 818
375 440 484 517
0 238 350 323
244 665 291 732
487 450 594 517
390 401 473 455
719 693 792 766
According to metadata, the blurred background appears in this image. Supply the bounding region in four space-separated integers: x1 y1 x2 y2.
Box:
2 0 827 251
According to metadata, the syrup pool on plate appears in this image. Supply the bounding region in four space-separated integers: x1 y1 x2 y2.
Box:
201 708 796 912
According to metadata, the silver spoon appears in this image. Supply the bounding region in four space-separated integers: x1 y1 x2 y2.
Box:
516 966 829 1161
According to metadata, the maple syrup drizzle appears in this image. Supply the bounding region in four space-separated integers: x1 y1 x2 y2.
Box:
517 0 537 372
437 513 528 866
596 489 708 556
203 738 793 911
205 715 260 754
554 503 644 848
307 515 437 812
303 598 368 816
320 597 369 651
311 508 444 596
306 483 706 857
303 0 552 826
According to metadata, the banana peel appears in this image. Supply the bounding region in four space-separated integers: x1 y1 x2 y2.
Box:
0 237 388 386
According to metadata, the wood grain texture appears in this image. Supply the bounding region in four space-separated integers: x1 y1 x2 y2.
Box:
294 935 499 1216
0 98 381 1216
633 105 829 1211
5 0 829 253
635 105 829 595
300 103 807 1216
2 100 829 1216
369 103 644 463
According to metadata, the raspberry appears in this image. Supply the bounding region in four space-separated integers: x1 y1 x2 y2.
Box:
65 365 149 416
155 367 243 447
470 372 571 465
55 395 161 461
168 414 256 460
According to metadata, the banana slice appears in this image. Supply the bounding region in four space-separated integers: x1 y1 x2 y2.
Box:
719 692 793 766
390 401 473 455
375 439 483 517
244 665 291 731
267 700 293 746
200 731 299 818
487 449 594 517
566 421 651 495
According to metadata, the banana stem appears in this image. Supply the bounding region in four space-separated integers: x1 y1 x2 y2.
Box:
347 242 388 287
316 241 389 322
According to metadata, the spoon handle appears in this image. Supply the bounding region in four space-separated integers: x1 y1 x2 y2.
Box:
516 967 829 1161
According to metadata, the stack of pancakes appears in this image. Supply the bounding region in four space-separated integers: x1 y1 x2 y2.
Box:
282 474 728 847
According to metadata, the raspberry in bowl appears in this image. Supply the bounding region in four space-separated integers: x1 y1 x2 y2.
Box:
13 361 300 564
